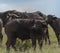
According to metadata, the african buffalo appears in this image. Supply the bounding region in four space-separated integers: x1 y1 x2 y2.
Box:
8 11 50 45
0 10 51 52
0 10 50 45
5 19 47 51
47 15 60 44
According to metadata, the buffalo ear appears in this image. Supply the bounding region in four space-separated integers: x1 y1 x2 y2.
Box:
47 15 52 18
53 17 57 20
51 15 57 19
47 15 57 20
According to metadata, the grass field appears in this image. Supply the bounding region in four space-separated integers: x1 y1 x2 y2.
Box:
0 25 60 53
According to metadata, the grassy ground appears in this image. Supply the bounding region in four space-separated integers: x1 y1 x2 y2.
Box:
0 25 60 53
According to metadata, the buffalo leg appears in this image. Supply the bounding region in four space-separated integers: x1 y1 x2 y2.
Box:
0 33 3 46
11 38 17 51
38 39 43 51
45 29 51 45
6 38 12 52
56 33 60 45
32 38 36 50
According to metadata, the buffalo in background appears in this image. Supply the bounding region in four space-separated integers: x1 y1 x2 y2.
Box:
47 15 60 44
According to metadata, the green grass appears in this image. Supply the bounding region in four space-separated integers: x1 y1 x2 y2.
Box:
0 25 60 53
